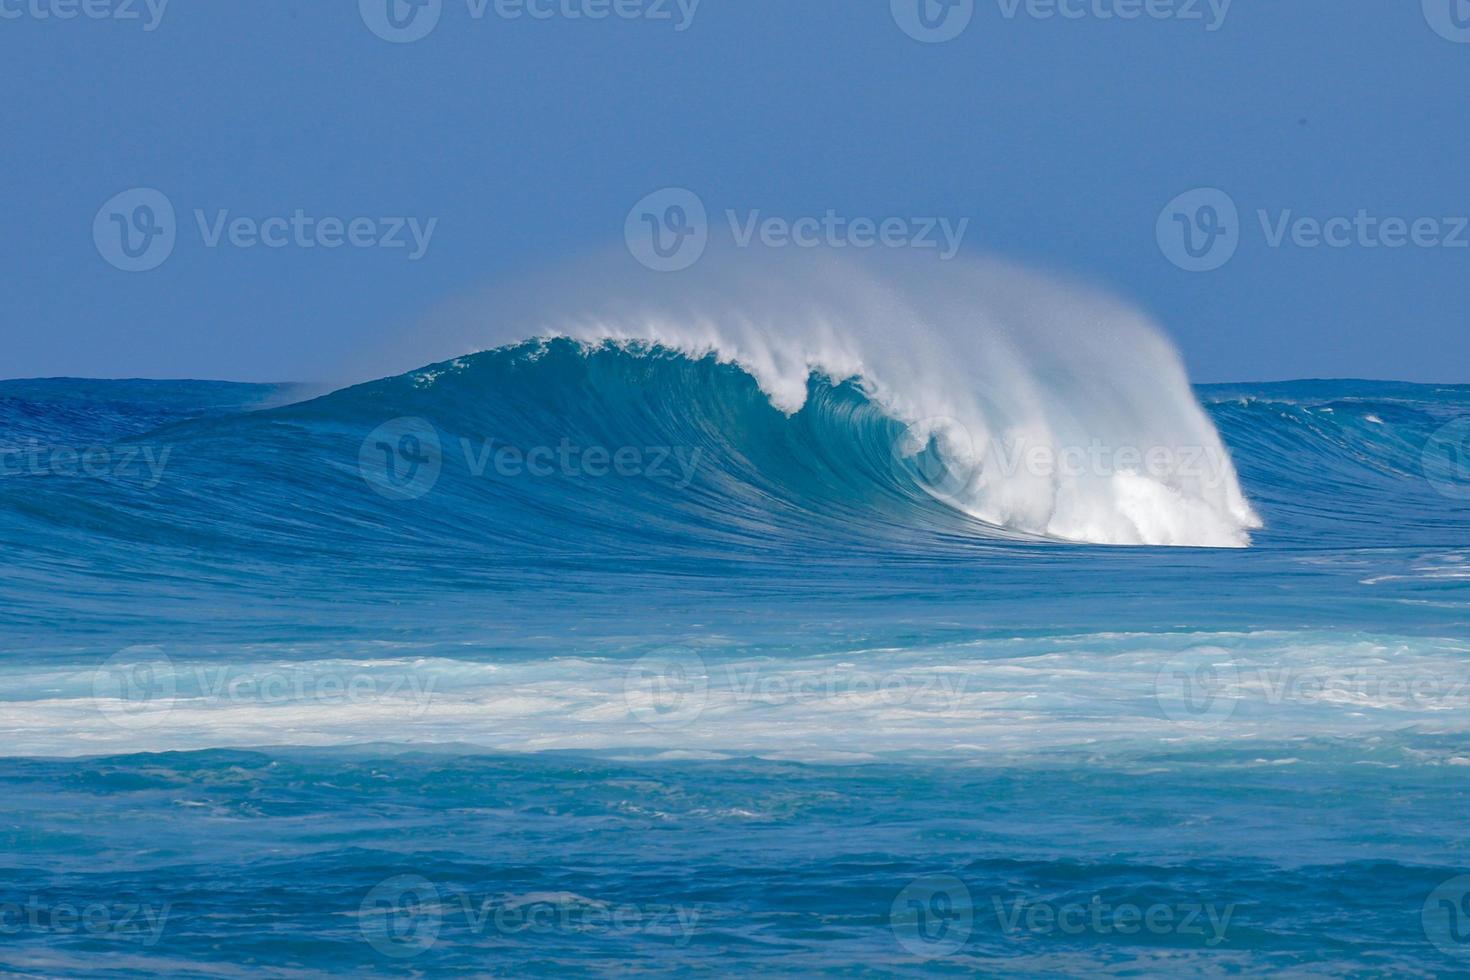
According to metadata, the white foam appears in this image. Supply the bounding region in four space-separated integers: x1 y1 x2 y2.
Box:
6 632 1467 761
368 251 1262 546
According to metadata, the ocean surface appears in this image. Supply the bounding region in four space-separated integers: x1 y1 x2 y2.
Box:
3 318 1470 974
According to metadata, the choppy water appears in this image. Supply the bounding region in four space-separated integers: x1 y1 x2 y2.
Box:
2 332 1469 975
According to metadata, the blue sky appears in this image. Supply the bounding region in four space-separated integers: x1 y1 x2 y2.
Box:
2 0 1467 383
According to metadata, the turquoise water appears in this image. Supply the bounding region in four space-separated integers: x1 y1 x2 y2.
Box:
2 342 1469 975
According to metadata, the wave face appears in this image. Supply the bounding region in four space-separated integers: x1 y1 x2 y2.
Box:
4 263 1470 976
0 259 1265 556
0 345 1264 591
46 255 1257 555
507 256 1263 547
3 304 1469 654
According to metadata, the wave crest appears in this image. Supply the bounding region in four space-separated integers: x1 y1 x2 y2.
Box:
498 254 1263 546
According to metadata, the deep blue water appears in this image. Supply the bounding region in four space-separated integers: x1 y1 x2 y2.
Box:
2 342 1469 976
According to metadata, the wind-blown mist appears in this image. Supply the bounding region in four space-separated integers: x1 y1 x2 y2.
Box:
399 252 1262 546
